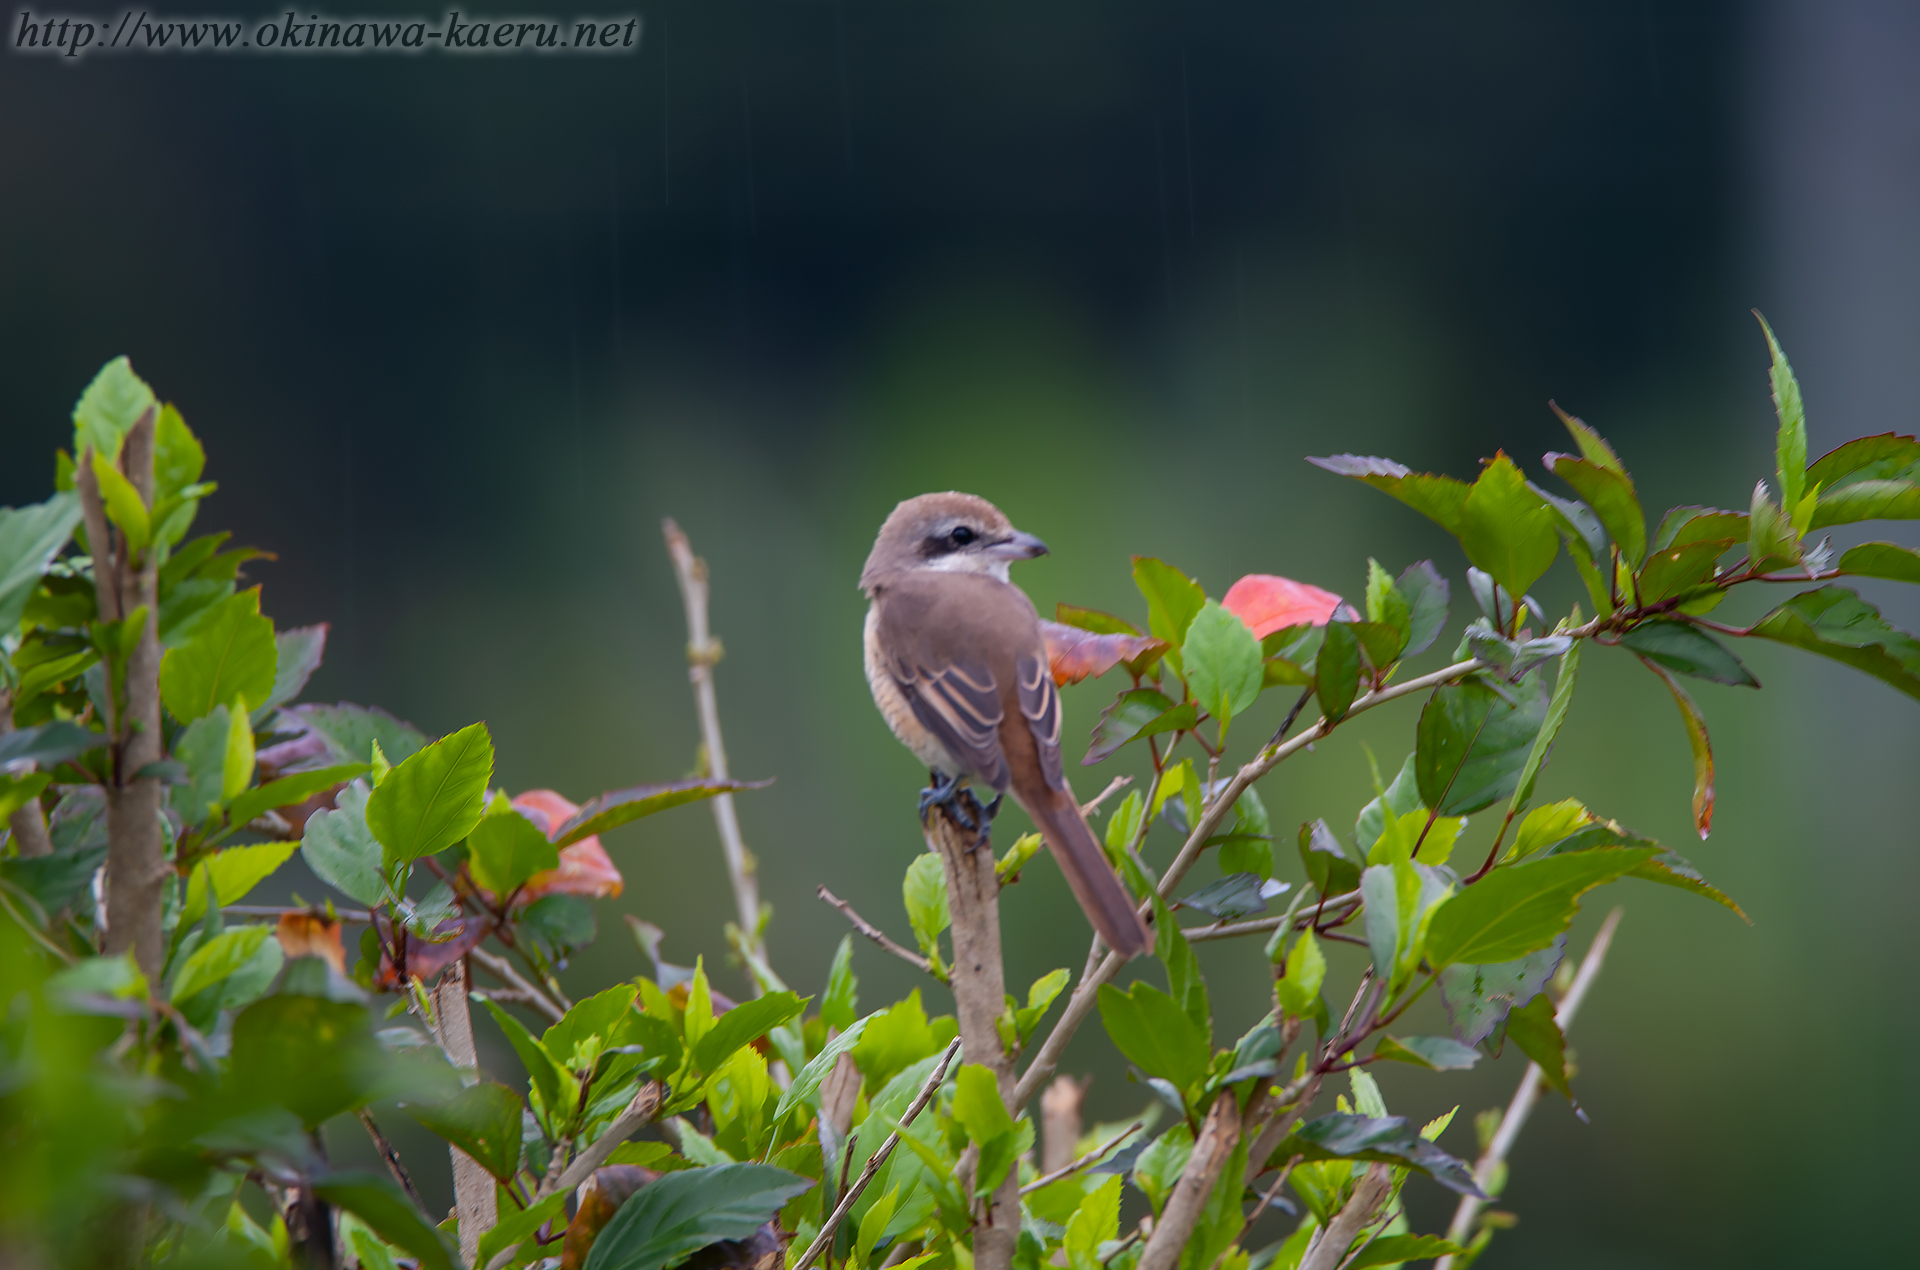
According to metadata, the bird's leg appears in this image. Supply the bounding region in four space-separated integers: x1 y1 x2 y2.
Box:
982 793 1003 822
920 770 978 832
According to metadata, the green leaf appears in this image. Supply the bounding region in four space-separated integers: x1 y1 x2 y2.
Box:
1839 541 1920 582
1652 507 1749 554
1514 799 1590 855
1374 1035 1481 1071
1552 403 1627 475
467 809 560 897
1360 861 1452 993
1152 887 1210 1036
1748 480 1800 573
902 852 950 967
229 994 386 1128
365 722 494 867
1397 561 1451 657
1505 992 1575 1103
150 404 207 548
1547 452 1645 566
1084 689 1197 765
1063 1174 1123 1270
220 695 257 802
301 782 389 908
1096 980 1211 1094
225 762 368 831
481 999 572 1131
91 452 152 552
1347 1235 1469 1268
583 1164 812 1270
1131 1123 1194 1218
158 588 278 723
1415 676 1547 816
476 1194 568 1270
1268 1114 1484 1196
1179 873 1267 920
1808 432 1920 489
404 1082 525 1181
1274 929 1326 1017
1438 941 1565 1047
171 925 273 1002
1132 557 1207 662
0 493 82 633
1809 478 1920 529
1298 819 1359 898
310 1172 456 1270
551 777 766 847
1012 968 1069 1044
542 984 641 1071
1055 604 1143 637
1424 848 1655 967
72 356 156 463
1619 620 1758 688
171 706 239 826
180 842 298 927
1181 600 1266 733
518 894 596 962
995 831 1045 883
1349 620 1405 671
1307 455 1471 536
1460 454 1560 601
1365 558 1413 653
1636 536 1736 605
1756 314 1809 514
1637 657 1717 837
260 624 328 717
1314 620 1361 724
1506 635 1581 818
290 702 428 766
1354 754 1422 856
952 1062 1015 1144
693 992 807 1075
1748 585 1920 702
773 1015 871 1125
0 772 50 825
1537 819 1748 920
821 935 859 1032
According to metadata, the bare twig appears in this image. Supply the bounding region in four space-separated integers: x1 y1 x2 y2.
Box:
223 904 373 923
1019 1121 1142 1196
1434 908 1624 1270
1013 655 1504 1116
427 958 497 1265
818 885 934 974
469 944 567 1025
792 1039 960 1270
541 1080 667 1198
0 694 54 859
1182 890 1362 944
926 798 1018 1270
662 518 763 970
1079 775 1132 818
356 1110 426 1211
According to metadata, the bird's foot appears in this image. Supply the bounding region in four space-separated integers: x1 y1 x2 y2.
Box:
919 771 977 832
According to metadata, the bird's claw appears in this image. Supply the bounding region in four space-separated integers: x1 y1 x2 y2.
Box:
919 771 977 831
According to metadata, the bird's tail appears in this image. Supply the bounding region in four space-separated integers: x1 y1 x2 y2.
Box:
1025 790 1152 959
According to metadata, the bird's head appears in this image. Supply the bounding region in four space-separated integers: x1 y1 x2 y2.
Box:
860 491 1049 593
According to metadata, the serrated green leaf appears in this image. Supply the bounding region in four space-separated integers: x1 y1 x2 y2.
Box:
1083 688 1198 766
171 924 273 1002
0 493 82 633
158 588 277 724
1438 940 1565 1048
1269 1114 1483 1196
312 1172 456 1270
1460 454 1559 601
1307 455 1471 536
1416 676 1547 816
72 356 156 463
226 762 368 831
1361 861 1452 993
1506 635 1581 818
301 782 389 907
180 842 298 927
821 935 858 1032
773 1015 871 1125
1504 991 1574 1102
552 778 766 847
692 991 806 1075
1274 930 1325 1017
1397 560 1451 656
902 852 950 965
1746 585 1920 700
542 985 641 1071
1620 620 1757 688
1637 657 1716 836
1315 621 1361 723
1547 451 1645 566
467 808 559 897
1425 849 1654 967
1756 314 1808 513
1096 981 1211 1095
1181 601 1264 734
1366 558 1413 652
365 722 493 867
1374 1035 1481 1071
1839 541 1920 582
404 1082 524 1181
1132 557 1207 672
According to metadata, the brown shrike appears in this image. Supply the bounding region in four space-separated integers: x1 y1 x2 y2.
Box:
861 492 1152 959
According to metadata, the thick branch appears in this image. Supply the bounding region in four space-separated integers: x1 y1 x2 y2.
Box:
429 958 498 1265
819 885 933 974
927 797 1018 1270
1298 1164 1393 1270
1136 1090 1249 1270
1038 1075 1087 1174
662 519 763 969
1434 908 1623 1270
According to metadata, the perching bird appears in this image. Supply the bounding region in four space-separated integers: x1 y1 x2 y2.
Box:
860 492 1152 958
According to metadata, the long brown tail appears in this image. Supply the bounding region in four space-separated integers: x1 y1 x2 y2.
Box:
1021 789 1152 958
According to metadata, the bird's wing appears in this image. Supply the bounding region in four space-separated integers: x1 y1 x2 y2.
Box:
1015 652 1067 791
877 576 1014 790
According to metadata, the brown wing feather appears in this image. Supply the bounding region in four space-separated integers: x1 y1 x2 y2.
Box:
1016 653 1066 791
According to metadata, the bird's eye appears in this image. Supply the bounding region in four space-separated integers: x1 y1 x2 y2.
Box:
950 526 976 546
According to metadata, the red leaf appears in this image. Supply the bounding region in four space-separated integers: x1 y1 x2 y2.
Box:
1039 621 1167 686
1220 574 1346 638
512 789 624 902
276 912 345 975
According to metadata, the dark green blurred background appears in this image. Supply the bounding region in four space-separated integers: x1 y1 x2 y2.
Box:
6 2 1918 1264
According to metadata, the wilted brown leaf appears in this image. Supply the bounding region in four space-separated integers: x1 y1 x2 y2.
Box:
275 912 344 974
1040 620 1167 686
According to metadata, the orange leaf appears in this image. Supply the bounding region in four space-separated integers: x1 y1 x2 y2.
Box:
1220 574 1346 638
512 789 625 902
1039 621 1167 686
275 912 345 975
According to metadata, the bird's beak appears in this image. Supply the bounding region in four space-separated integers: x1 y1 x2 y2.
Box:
987 530 1049 560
